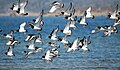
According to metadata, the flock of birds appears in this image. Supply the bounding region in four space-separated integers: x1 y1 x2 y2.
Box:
0 0 120 63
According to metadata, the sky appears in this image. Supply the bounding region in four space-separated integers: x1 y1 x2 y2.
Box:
0 0 120 13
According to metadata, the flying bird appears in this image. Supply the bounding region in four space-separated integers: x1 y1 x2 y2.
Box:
60 22 72 36
107 4 119 19
67 37 79 52
29 23 42 31
24 34 36 42
48 26 59 42
2 30 14 39
79 36 91 51
10 0 20 11
25 37 37 50
24 47 43 58
16 22 28 33
16 0 28 16
6 37 20 46
85 7 94 19
48 1 64 13
40 48 59 63
5 46 15 56
57 2 73 17
31 10 44 26
78 15 88 27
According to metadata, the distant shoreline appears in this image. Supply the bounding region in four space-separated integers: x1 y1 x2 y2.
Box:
0 10 117 17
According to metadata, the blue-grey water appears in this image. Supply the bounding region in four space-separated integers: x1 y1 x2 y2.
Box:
0 16 120 70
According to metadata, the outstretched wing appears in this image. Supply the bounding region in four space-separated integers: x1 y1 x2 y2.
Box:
49 6 59 13
35 9 44 24
20 22 26 28
20 0 28 13
65 2 72 12
64 22 70 32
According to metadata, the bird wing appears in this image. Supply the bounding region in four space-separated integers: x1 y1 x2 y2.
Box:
19 22 26 30
20 22 26 28
20 0 28 13
115 4 118 13
80 15 86 24
45 50 53 59
11 0 20 11
35 10 44 24
66 2 72 12
71 6 75 16
64 2 72 14
49 6 59 13
86 7 92 16
30 37 36 44
20 0 28 8
52 26 59 38
25 51 33 58
86 7 91 13
37 33 42 40
13 4 19 11
8 46 13 55
29 37 36 49
35 48 43 52
71 37 78 48
64 22 70 32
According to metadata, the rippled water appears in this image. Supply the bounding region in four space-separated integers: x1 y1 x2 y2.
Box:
0 16 120 70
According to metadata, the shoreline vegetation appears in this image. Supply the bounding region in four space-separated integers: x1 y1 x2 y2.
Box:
0 9 119 17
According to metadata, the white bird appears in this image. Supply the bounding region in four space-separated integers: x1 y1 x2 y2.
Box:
58 36 69 46
61 22 72 36
103 30 112 37
113 19 120 26
50 48 59 57
29 22 42 31
85 7 94 19
2 30 14 39
57 2 74 20
108 12 118 20
5 46 15 56
58 2 76 22
78 15 88 27
49 1 64 13
91 26 106 34
10 40 20 46
16 0 28 16
108 4 119 20
41 48 59 62
103 26 118 36
59 2 73 17
25 37 36 50
48 26 59 41
10 0 20 11
31 10 44 26
35 33 43 45
47 42 59 47
69 20 77 29
79 36 91 51
24 47 43 58
24 34 36 42
67 37 79 52
6 39 13 46
41 50 53 62
64 6 77 21
16 22 27 33
6 37 20 46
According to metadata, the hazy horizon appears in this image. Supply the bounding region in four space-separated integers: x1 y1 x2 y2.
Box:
0 0 120 16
